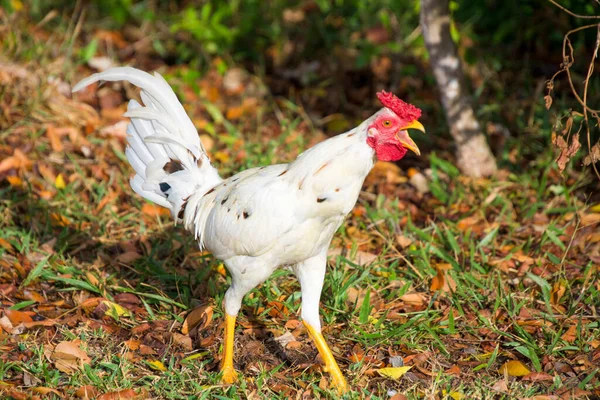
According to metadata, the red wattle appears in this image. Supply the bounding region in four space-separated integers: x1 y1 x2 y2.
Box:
367 137 407 161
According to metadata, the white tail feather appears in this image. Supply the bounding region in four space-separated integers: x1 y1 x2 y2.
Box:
73 67 222 219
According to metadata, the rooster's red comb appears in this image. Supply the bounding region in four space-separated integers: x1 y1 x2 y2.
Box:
377 90 421 121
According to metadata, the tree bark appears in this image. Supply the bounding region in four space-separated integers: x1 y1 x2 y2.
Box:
420 0 497 177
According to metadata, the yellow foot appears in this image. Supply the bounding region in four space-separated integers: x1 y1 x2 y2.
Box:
220 365 238 384
304 321 349 394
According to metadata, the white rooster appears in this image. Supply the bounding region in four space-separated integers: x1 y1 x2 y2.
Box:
73 67 424 393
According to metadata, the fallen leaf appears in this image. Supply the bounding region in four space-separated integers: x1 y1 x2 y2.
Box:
446 364 461 375
550 281 566 305
141 203 170 218
399 293 426 306
0 238 14 252
6 175 23 187
522 372 554 382
4 309 33 325
328 247 378 266
97 388 148 400
116 251 142 264
147 360 167 372
123 339 140 351
491 379 508 393
55 174 66 189
181 305 213 334
171 333 192 351
75 385 99 399
442 390 463 400
396 235 413 249
31 387 62 396
561 325 577 343
51 339 92 374
102 301 131 320
376 366 412 379
498 360 530 377
0 315 21 334
0 149 32 173
226 106 244 120
50 213 70 227
46 125 64 152
274 331 296 347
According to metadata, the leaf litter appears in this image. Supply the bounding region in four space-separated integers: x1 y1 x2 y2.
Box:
0 8 599 400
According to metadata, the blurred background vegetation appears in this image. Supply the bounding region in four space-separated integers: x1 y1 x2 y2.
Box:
2 0 599 174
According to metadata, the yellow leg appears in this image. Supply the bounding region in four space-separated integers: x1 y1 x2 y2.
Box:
220 314 238 384
304 321 349 394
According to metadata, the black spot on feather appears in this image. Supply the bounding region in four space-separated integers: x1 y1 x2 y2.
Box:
221 197 229 205
317 197 326 203
163 159 184 173
243 211 251 219
204 187 216 197
159 182 171 193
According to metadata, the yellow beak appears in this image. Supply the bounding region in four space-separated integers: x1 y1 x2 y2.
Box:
402 120 425 133
397 120 425 156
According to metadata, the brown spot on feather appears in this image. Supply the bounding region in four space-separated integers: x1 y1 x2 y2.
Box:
177 196 191 219
163 159 184 173
347 132 356 137
298 178 305 190
203 187 216 197
317 197 326 203
278 169 288 177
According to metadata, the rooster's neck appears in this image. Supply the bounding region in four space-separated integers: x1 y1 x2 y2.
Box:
286 126 375 217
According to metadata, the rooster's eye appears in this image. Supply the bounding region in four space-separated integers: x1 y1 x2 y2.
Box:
382 120 392 128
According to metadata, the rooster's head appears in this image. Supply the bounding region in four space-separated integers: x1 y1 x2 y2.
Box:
366 91 425 162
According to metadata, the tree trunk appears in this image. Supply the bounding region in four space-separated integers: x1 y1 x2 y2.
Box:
420 0 497 177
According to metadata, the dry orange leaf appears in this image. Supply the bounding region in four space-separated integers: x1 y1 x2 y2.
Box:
116 251 142 264
181 305 213 334
6 175 23 187
522 372 554 382
226 106 244 120
561 325 577 343
46 125 64 152
50 213 70 227
123 339 141 351
5 309 33 325
498 360 530 377
51 339 92 374
32 387 62 396
141 203 170 218
0 149 32 174
0 238 14 252
456 215 481 232
430 263 456 293
75 385 100 399
97 388 149 400
399 293 426 306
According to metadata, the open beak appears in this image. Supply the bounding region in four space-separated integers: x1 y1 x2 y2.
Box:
397 120 425 156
